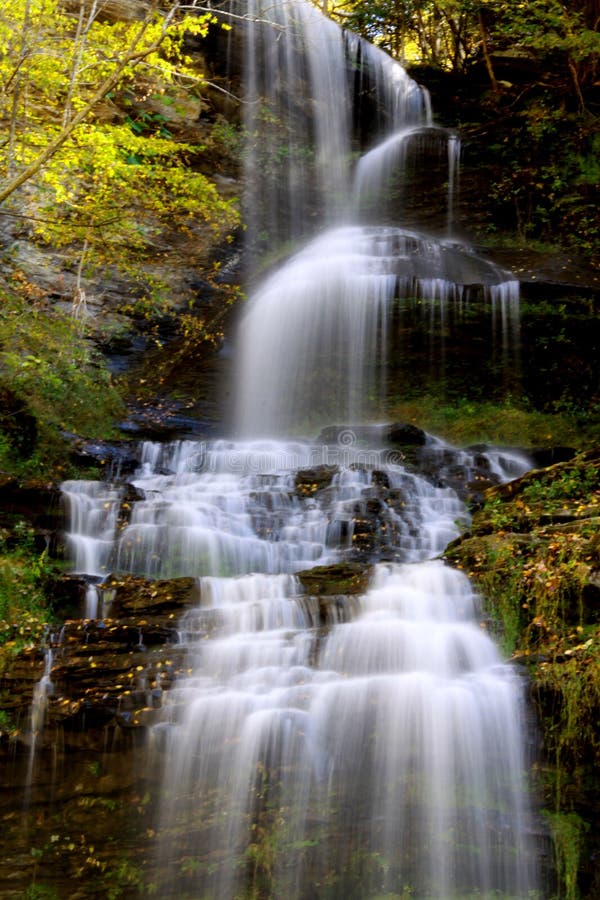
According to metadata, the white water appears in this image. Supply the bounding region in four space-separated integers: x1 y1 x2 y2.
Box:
56 1 541 895
149 537 537 898
243 0 431 253
59 437 538 897
234 3 519 437
235 227 520 436
62 438 478 579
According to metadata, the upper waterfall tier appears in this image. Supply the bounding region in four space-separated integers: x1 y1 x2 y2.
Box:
235 226 519 436
242 0 432 254
235 0 521 436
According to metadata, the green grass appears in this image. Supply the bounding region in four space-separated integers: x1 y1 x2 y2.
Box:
386 395 598 449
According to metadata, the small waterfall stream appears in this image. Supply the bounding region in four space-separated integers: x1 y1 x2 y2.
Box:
56 1 542 896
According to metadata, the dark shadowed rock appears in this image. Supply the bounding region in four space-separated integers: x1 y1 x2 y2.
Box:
294 465 338 495
106 575 198 617
68 438 140 476
387 422 428 446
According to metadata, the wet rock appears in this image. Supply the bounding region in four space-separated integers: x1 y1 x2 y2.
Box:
294 465 338 495
529 446 577 467
117 399 211 440
44 574 88 619
0 575 199 759
312 594 363 626
0 479 62 533
372 469 390 488
105 575 198 617
316 424 387 445
59 618 178 652
0 646 46 701
444 445 600 873
68 438 140 476
115 483 146 532
62 0 150 23
387 422 428 446
297 562 372 596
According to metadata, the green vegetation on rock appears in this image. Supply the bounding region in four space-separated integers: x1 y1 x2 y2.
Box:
0 277 124 476
0 518 55 671
387 395 599 450
445 448 600 898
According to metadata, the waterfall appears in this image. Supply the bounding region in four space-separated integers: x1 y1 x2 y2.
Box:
56 1 542 896
234 227 519 436
242 0 430 256
235 0 519 437
153 558 537 898
60 437 539 897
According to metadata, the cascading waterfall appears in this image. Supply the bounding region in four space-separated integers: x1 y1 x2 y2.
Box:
60 436 538 897
55 0 542 896
243 0 430 255
235 227 519 435
235 0 519 437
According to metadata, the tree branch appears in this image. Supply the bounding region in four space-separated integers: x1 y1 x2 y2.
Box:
0 3 179 205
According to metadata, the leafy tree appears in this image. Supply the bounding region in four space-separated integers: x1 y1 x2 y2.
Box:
328 0 600 97
485 0 600 110
328 0 484 71
0 0 239 294
324 0 599 254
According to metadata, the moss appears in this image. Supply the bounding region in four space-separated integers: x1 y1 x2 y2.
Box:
0 520 55 645
544 811 588 900
446 449 600 898
386 396 596 449
0 278 125 479
296 562 372 596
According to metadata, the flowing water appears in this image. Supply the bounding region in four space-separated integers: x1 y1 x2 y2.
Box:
61 437 537 897
58 1 542 896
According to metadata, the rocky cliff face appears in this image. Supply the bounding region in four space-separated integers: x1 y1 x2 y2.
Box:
446 448 600 899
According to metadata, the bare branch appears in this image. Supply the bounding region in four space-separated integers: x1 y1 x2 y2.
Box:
0 3 181 205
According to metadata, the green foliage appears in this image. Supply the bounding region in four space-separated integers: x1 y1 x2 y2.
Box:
102 858 145 899
0 0 239 290
544 811 588 900
487 0 600 93
486 108 599 254
446 449 600 896
0 519 52 649
331 0 483 70
0 0 213 166
19 886 60 900
333 0 599 87
0 708 14 731
208 115 244 161
522 465 598 504
386 395 594 449
30 120 239 282
333 0 599 254
0 279 124 471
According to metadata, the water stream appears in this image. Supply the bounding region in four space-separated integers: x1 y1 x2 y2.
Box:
58 1 542 896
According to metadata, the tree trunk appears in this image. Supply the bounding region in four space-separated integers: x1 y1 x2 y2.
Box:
478 11 499 95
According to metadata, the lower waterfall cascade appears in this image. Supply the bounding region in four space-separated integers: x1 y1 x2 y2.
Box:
59 437 541 898
52 0 548 896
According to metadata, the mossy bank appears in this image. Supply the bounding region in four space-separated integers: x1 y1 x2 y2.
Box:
446 448 600 899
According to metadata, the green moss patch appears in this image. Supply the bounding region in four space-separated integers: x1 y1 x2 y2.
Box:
446 448 600 897
387 396 597 450
0 276 125 477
